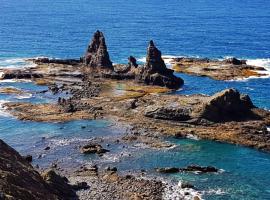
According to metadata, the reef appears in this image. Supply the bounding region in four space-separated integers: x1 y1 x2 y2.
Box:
171 57 268 80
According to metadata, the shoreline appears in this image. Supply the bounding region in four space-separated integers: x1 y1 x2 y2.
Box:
0 31 270 200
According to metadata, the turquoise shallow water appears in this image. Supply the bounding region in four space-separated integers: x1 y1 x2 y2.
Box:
1 0 270 199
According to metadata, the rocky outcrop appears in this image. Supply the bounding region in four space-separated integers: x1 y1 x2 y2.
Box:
83 30 113 69
223 57 246 65
156 165 218 174
41 170 76 199
32 57 81 65
200 88 257 122
0 139 76 200
144 106 191 121
128 56 138 68
80 143 109 155
1 70 43 79
138 40 184 89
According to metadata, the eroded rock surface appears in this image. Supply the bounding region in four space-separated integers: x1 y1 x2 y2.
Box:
0 139 75 200
83 30 113 69
138 41 184 89
200 88 257 122
171 57 267 80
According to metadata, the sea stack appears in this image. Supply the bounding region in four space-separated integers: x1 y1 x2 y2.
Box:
83 30 113 69
139 40 184 89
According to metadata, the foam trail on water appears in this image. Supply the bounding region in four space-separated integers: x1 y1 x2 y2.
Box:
247 58 270 74
0 57 37 69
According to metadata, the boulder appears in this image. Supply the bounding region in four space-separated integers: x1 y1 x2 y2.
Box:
200 88 257 122
83 30 113 69
224 57 246 65
156 167 179 173
180 165 218 173
41 170 76 198
0 139 75 200
80 143 109 155
144 106 191 121
128 56 138 68
138 40 184 89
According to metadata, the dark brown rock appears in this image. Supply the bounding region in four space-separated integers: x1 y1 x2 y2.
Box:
224 57 246 65
138 40 184 89
80 143 109 154
0 139 75 200
156 167 179 173
128 56 138 68
23 155 33 163
200 88 257 122
83 30 113 69
180 165 218 173
41 170 76 199
144 106 191 121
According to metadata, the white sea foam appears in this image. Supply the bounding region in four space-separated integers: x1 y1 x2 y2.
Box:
15 93 33 99
0 79 32 83
186 134 200 141
163 180 202 200
49 138 92 147
137 55 185 66
267 127 270 132
0 57 37 69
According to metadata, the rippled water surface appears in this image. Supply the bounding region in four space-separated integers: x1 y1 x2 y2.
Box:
1 0 270 199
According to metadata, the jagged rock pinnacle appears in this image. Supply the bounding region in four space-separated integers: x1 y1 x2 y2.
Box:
83 30 113 69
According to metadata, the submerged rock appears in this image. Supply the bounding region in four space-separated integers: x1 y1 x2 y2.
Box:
138 40 184 89
156 167 179 173
200 88 257 122
83 30 113 69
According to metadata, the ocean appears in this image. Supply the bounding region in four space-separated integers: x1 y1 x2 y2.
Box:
0 0 270 199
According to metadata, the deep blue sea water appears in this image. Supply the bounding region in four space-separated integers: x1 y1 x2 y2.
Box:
1 0 270 199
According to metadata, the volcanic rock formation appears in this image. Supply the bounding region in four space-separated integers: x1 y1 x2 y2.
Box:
200 88 256 122
138 40 184 89
0 139 75 200
83 30 113 69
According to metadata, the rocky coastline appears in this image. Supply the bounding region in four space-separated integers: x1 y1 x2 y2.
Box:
1 31 270 199
170 57 268 80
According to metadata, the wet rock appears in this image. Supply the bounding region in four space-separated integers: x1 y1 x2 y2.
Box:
1 70 43 80
138 40 184 89
181 165 218 173
128 56 138 68
23 155 33 163
83 30 113 69
200 88 257 122
80 143 109 155
72 181 89 191
32 57 80 65
144 106 191 121
106 167 117 172
156 167 179 173
224 57 246 65
44 146 50 150
180 182 194 189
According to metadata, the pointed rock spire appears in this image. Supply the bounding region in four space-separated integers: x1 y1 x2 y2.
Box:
83 30 113 69
145 40 167 73
138 40 184 89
